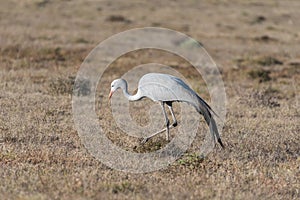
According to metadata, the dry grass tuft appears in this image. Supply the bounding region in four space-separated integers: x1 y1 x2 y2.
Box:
48 76 75 95
248 69 271 82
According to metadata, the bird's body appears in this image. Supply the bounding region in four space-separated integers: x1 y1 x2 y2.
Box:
109 73 224 148
138 73 193 101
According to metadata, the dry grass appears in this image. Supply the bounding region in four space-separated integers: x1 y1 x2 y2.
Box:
0 0 299 199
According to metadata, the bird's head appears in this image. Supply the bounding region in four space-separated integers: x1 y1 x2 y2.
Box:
108 79 127 99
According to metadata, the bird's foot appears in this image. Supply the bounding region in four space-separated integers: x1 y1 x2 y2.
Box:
140 137 149 145
165 136 170 142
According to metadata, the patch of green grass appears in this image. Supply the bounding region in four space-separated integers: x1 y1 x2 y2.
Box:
0 151 17 161
134 139 169 153
74 38 89 44
177 153 205 167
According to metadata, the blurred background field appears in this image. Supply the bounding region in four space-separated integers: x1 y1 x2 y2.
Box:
0 1 299 199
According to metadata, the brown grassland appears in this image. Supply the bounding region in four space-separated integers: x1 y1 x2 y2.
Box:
0 0 299 199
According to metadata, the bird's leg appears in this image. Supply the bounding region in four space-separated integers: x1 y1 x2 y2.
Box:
140 125 176 144
141 127 168 144
161 102 170 141
141 102 170 144
166 103 177 127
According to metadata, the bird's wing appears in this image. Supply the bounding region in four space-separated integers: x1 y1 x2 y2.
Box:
137 73 196 101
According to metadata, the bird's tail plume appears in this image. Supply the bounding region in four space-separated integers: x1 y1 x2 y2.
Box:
195 96 224 148
209 116 224 148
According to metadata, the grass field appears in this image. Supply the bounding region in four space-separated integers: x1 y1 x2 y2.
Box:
0 0 299 199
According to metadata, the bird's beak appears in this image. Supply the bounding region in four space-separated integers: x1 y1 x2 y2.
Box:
108 91 113 99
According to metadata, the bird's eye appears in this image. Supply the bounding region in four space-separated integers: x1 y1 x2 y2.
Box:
111 85 114 88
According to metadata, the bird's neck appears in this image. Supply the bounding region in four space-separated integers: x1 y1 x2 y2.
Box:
122 86 141 101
